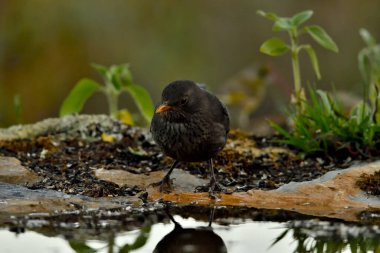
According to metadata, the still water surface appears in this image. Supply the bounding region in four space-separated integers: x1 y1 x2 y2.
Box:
1 215 376 253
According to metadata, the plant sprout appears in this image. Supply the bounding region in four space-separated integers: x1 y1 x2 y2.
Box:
257 10 338 111
60 63 154 125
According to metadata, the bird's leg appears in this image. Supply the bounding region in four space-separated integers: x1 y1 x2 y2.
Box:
208 159 217 195
208 207 216 227
195 159 226 197
150 160 179 192
208 159 225 198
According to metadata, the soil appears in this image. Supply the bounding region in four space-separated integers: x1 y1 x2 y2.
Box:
0 118 375 198
357 170 380 196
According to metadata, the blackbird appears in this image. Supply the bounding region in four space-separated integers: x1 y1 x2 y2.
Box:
150 80 230 197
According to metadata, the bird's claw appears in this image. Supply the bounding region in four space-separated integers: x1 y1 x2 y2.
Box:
149 176 173 193
195 181 229 198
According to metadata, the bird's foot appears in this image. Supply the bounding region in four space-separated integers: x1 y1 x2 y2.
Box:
211 181 227 192
208 180 225 199
149 176 173 193
195 181 231 198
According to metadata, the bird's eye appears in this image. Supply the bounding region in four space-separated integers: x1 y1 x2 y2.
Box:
180 97 188 105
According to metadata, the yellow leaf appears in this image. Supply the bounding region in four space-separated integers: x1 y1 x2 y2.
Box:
101 133 116 143
117 109 134 125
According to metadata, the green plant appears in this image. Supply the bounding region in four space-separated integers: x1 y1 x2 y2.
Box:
257 10 338 111
358 28 380 123
271 29 380 156
257 11 380 156
271 87 380 155
60 63 154 125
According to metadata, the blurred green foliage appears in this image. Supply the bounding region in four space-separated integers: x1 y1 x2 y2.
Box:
2 1 380 128
358 28 380 122
60 64 154 125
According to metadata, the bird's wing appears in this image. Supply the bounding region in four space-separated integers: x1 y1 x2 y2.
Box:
220 101 230 133
204 91 230 133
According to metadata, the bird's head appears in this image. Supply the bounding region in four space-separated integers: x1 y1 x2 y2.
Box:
155 80 203 117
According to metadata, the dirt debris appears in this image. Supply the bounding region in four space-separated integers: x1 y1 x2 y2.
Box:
0 115 370 199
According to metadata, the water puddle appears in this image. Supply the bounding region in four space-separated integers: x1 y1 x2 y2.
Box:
0 219 294 253
1 206 380 253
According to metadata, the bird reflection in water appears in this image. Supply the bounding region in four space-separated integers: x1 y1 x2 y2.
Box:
154 208 227 253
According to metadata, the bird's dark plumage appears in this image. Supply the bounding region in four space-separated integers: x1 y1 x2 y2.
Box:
150 80 230 197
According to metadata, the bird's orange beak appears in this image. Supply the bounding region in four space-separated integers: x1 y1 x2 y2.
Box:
155 104 172 113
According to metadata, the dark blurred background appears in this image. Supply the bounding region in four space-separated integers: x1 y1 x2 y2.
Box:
1 1 380 132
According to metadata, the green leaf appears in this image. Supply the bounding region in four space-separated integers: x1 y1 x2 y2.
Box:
119 65 133 86
129 227 150 249
349 238 358 253
125 84 154 122
291 10 313 27
256 10 278 21
358 49 371 84
270 229 289 247
316 90 333 115
92 63 116 91
305 25 339 52
350 101 371 124
119 226 151 253
59 78 101 117
91 63 108 77
316 241 325 253
109 65 122 91
269 121 291 138
110 64 133 91
68 240 96 253
92 63 133 91
304 45 321 79
360 28 376 47
259 38 290 56
272 18 294 31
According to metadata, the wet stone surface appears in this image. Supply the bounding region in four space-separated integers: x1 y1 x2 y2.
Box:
0 157 41 185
